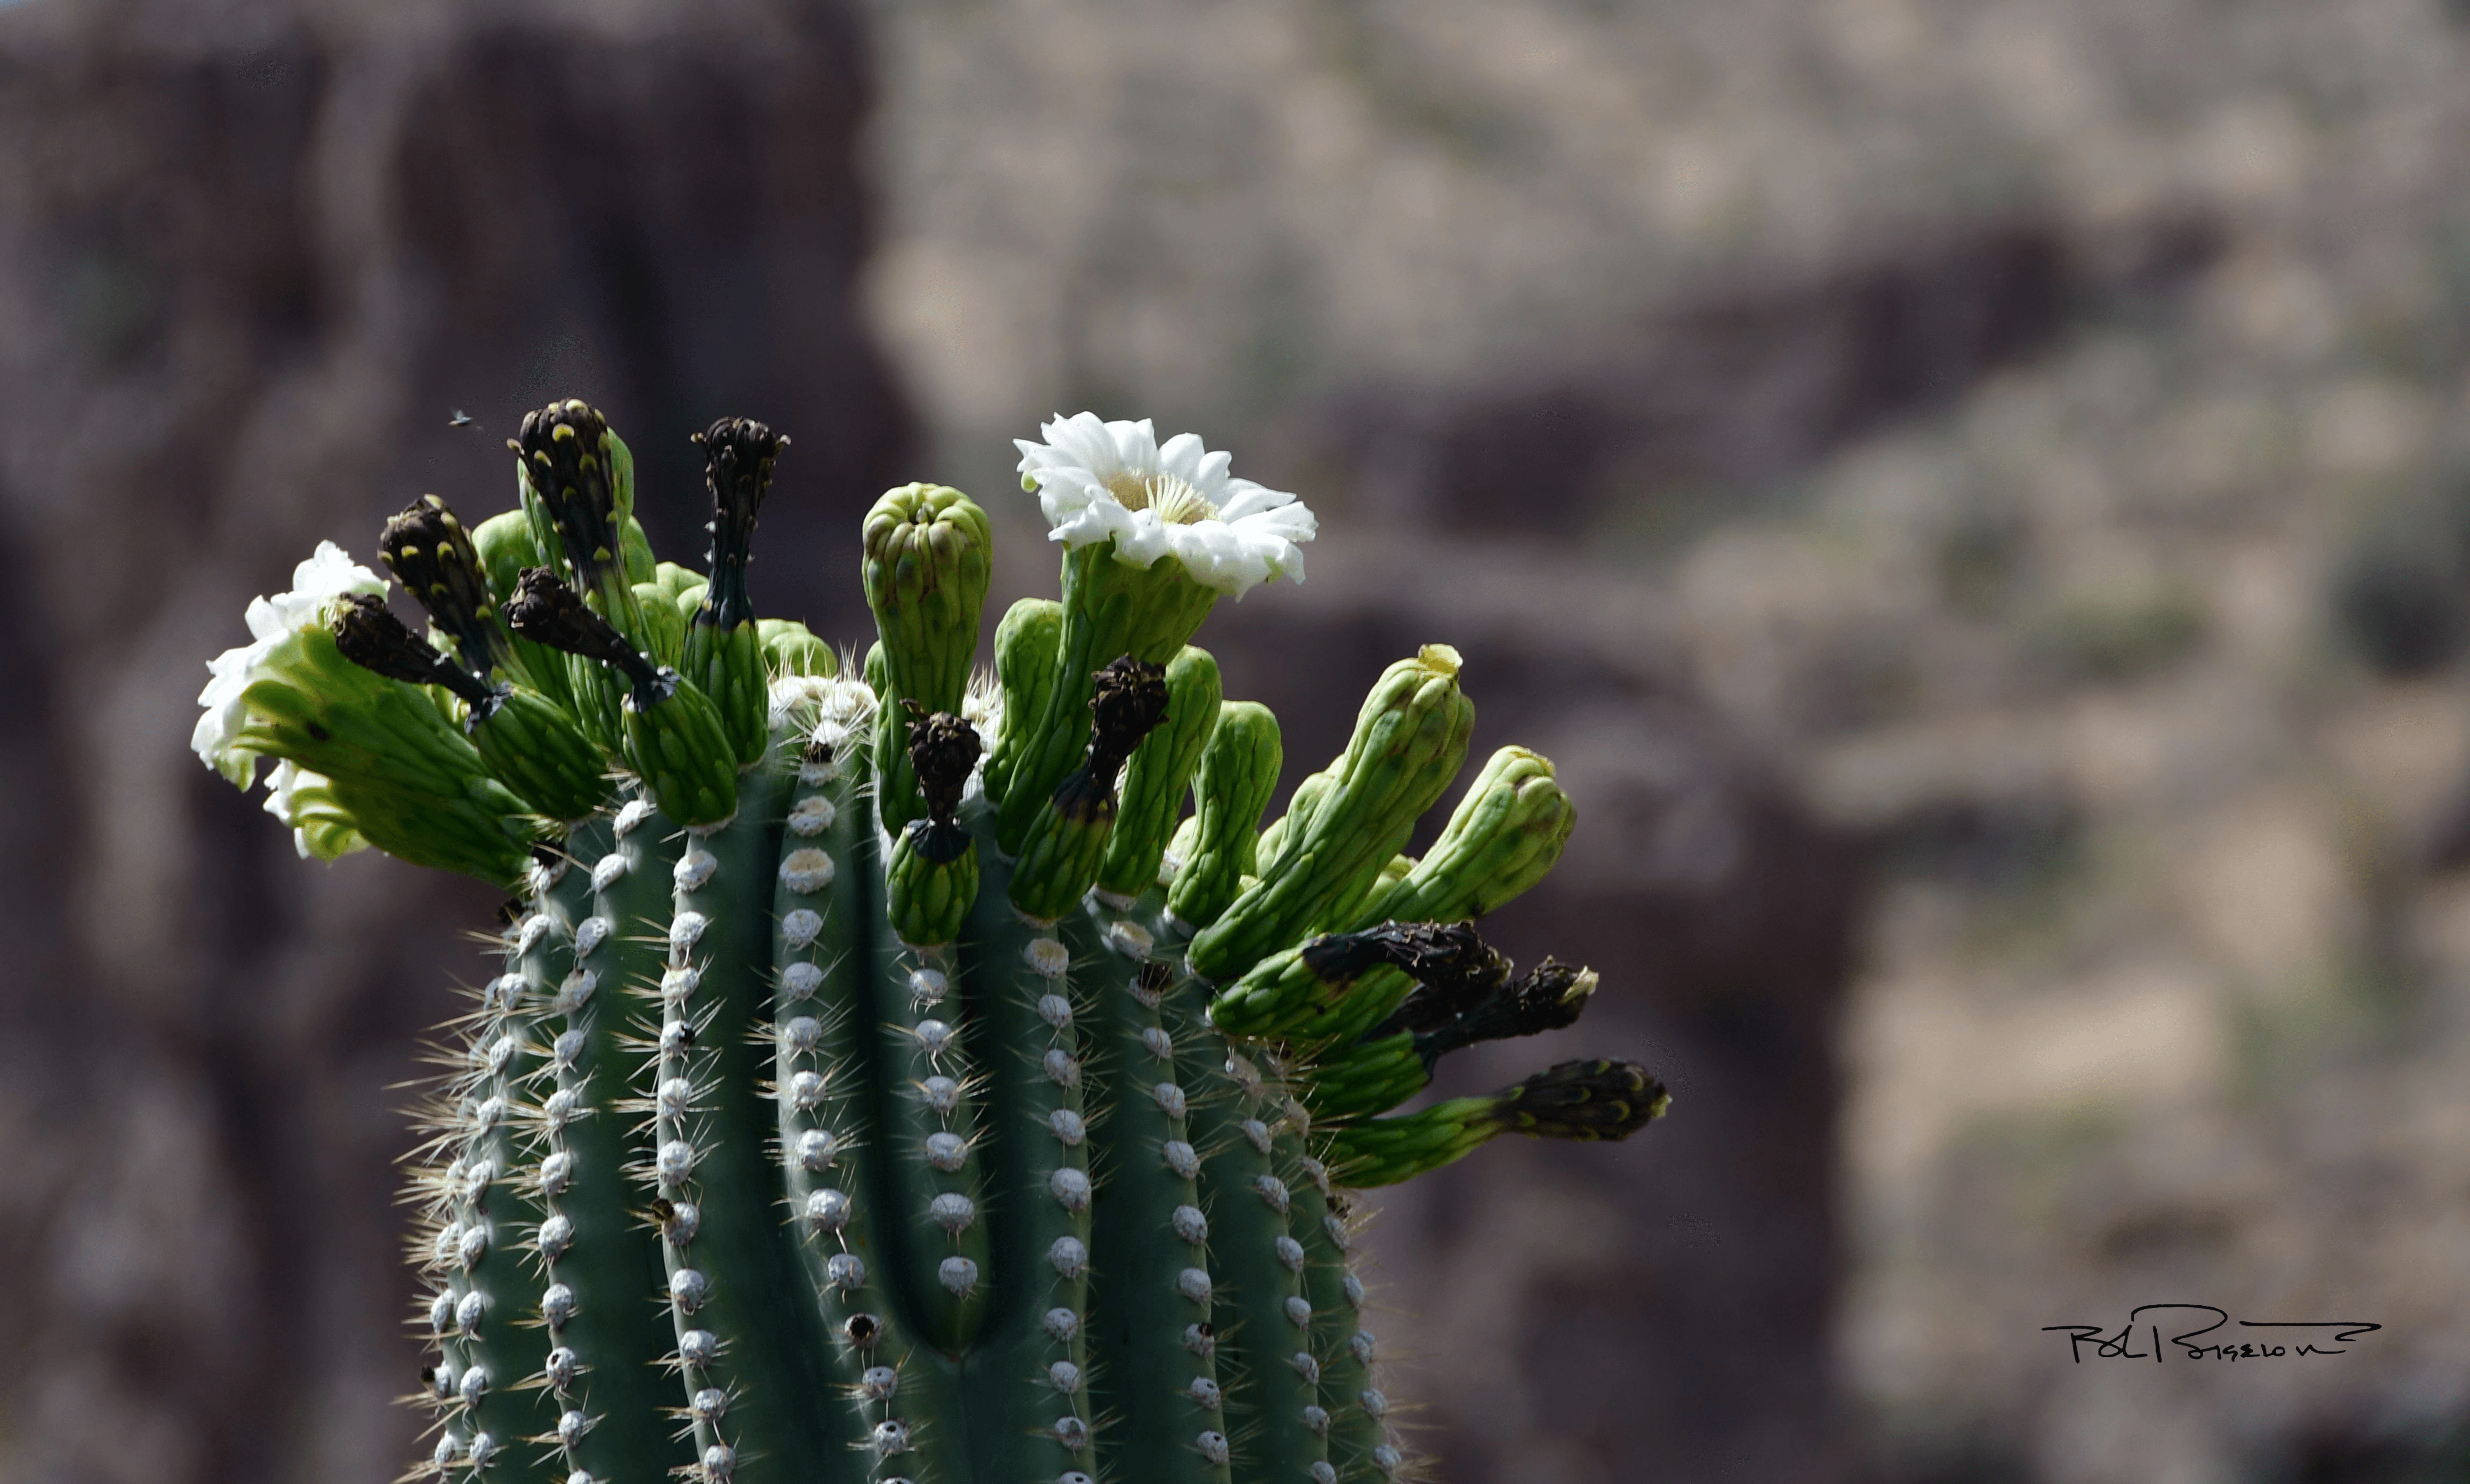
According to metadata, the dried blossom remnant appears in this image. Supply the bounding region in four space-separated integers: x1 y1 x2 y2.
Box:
1044 655 1170 829
502 568 666 702
1084 655 1170 787
1403 957 1598 1069
694 416 787 633
1304 920 1505 1003
515 399 625 592
330 594 495 708
1491 1058 1667 1142
904 705 981 827
379 495 505 675
900 704 982 864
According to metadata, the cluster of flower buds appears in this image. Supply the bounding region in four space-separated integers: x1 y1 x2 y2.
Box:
192 403 1668 1484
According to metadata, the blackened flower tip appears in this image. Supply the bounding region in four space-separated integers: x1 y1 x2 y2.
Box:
377 494 501 673
505 568 624 658
696 415 786 629
1086 655 1171 772
329 593 492 706
1491 1058 1667 1142
903 704 982 827
516 399 624 588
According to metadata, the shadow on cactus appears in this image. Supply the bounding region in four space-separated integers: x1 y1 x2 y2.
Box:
192 401 1670 1483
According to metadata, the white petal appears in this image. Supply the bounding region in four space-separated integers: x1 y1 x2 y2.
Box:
1111 509 1177 568
1105 419 1160 479
1156 432 1209 484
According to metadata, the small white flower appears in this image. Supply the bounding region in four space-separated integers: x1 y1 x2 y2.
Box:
192 541 387 786
1014 414 1315 598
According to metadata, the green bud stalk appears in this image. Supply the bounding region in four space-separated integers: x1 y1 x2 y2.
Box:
1186 645 1475 982
983 597 1063 811
504 567 736 826
685 418 789 763
1163 700 1283 929
993 540 1218 855
1095 645 1221 902
1008 656 1170 922
1325 1059 1669 1186
884 708 983 945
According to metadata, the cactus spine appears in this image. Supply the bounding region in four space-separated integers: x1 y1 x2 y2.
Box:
195 402 1670 1483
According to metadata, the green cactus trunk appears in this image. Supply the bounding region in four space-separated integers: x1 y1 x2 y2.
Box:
421 720 1407 1482
198 398 1668 1484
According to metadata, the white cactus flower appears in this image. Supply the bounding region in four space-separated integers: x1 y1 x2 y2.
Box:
192 540 387 786
1014 414 1315 597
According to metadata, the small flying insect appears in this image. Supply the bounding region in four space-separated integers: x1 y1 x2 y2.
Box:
448 410 480 429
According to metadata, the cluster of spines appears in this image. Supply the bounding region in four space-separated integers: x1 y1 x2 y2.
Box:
772 724 920 1481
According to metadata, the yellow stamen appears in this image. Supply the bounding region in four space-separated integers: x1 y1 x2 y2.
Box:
1101 471 1219 525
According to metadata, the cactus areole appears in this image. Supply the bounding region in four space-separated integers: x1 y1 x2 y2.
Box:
193 402 1670 1483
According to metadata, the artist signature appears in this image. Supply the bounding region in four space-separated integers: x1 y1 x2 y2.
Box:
2044 1305 2382 1363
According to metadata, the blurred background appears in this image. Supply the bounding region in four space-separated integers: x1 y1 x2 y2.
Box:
4 0 2469 1480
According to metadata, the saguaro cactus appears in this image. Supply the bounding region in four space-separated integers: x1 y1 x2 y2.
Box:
194 403 1669 1483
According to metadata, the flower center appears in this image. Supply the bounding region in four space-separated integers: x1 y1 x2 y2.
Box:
1102 471 1219 525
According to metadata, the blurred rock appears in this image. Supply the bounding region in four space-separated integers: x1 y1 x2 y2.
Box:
1276 212 2220 535
0 1 907 1478
1207 531 1863 1484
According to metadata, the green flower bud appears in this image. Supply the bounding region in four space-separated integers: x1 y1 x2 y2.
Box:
651 560 703 601
467 684 616 822
632 581 686 669
1095 645 1221 902
622 514 655 585
862 639 888 700
864 483 991 832
758 618 838 678
1008 656 1169 922
468 509 576 714
1162 700 1282 929
1186 645 1474 982
618 674 738 827
504 567 734 825
1353 746 1574 928
982 598 1063 812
